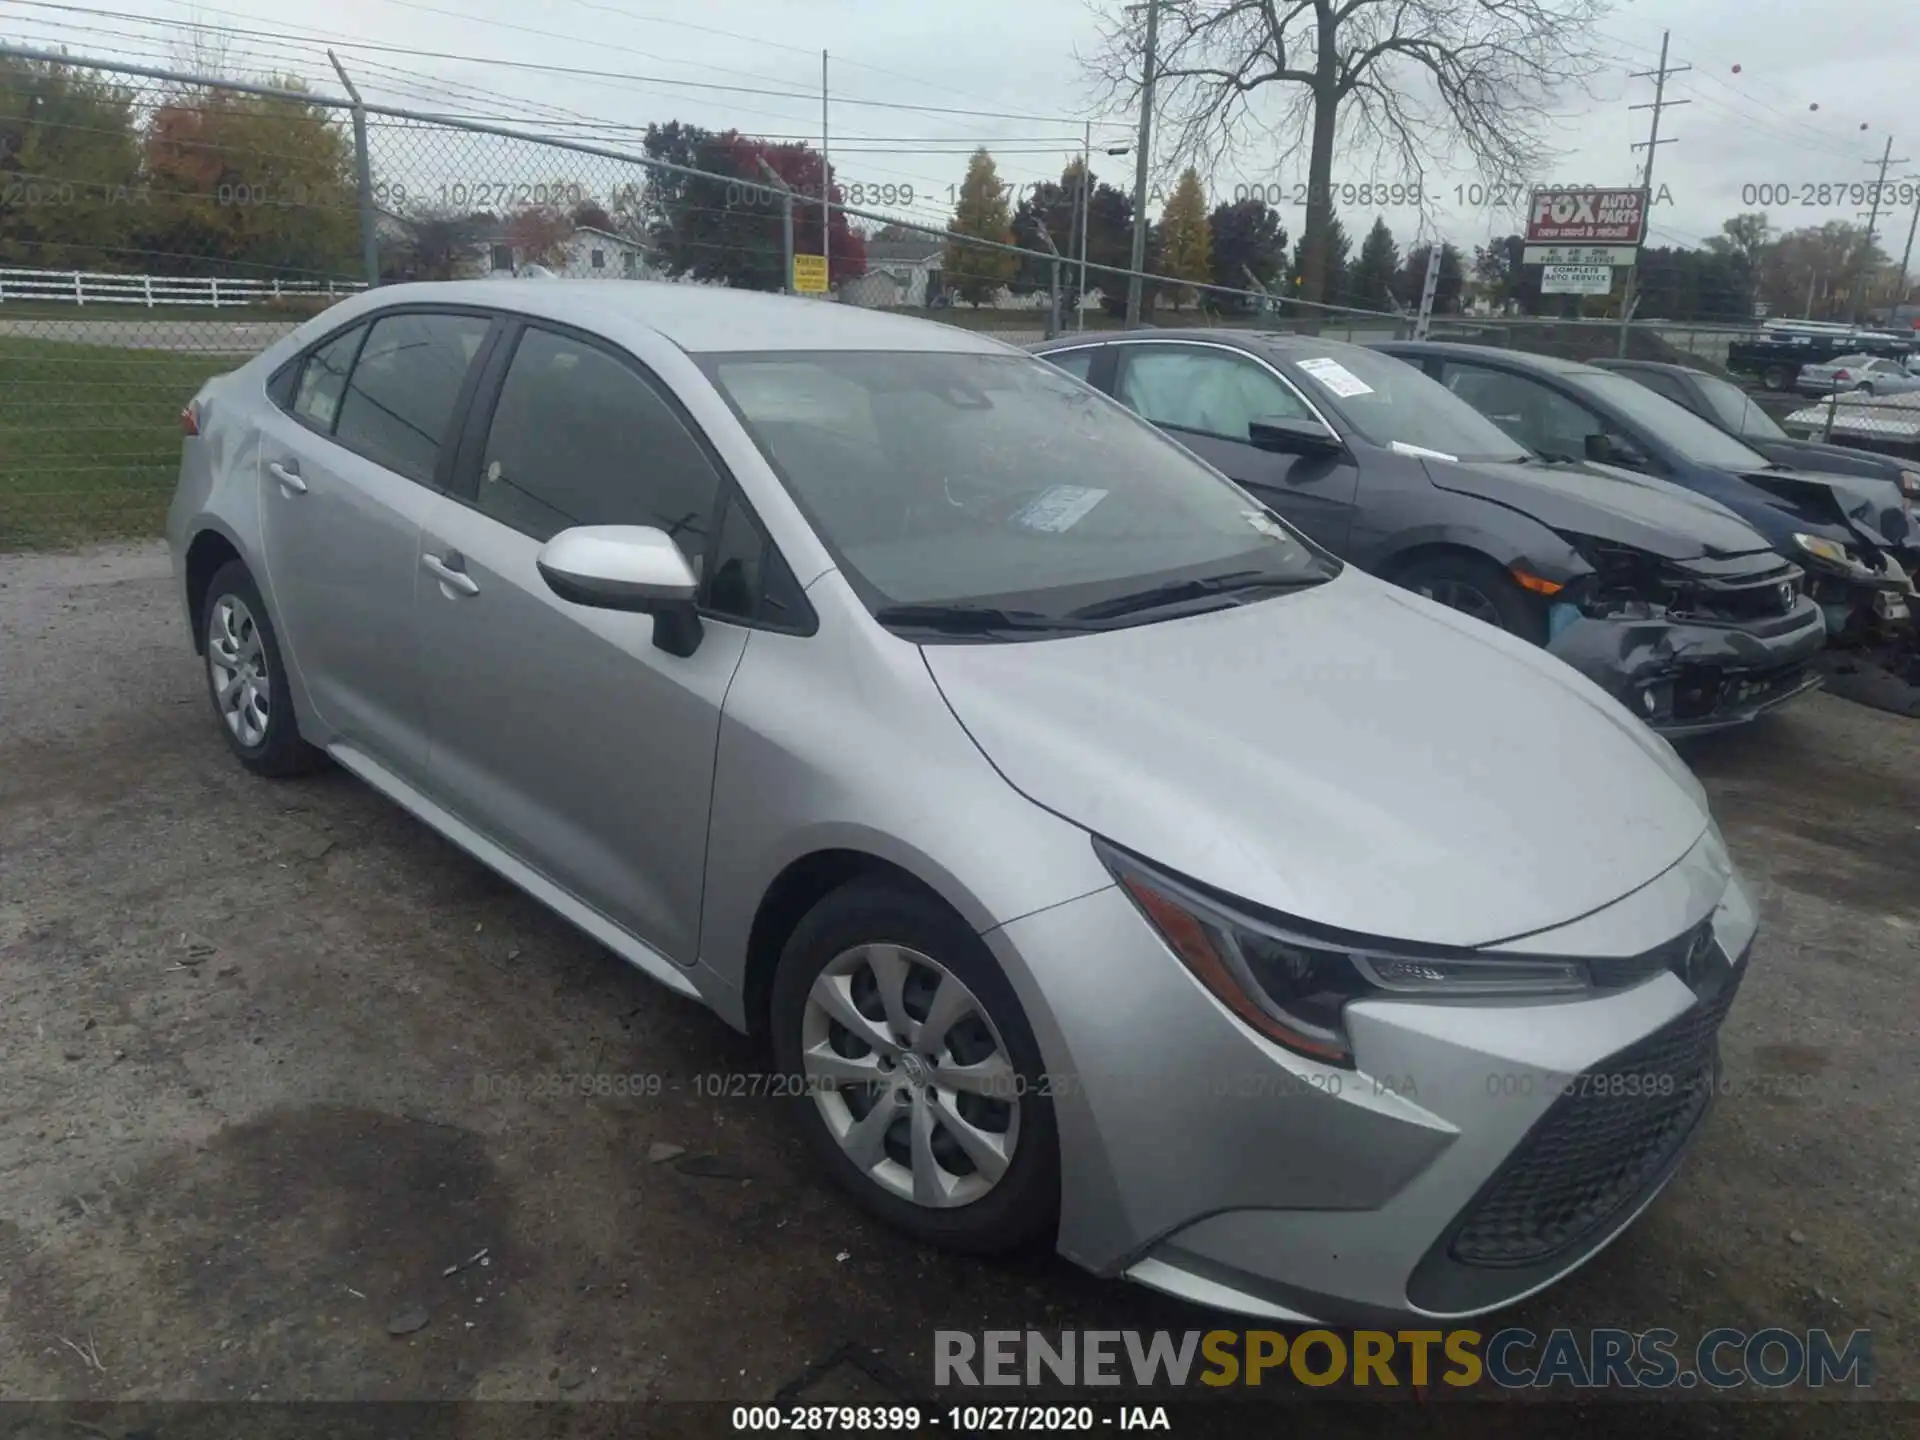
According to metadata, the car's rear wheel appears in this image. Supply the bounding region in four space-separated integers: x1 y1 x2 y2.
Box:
770 878 1059 1255
1761 364 1790 392
1395 554 1547 644
202 560 324 778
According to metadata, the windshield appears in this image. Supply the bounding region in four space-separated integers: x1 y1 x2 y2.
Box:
701 350 1334 625
1284 345 1530 463
1569 371 1771 471
1694 372 1787 441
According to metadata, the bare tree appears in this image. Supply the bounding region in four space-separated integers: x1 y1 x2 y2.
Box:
1085 0 1613 305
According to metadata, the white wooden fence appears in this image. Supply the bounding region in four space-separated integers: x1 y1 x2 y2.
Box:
0 268 365 308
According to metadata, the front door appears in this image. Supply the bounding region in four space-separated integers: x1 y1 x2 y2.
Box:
414 323 749 964
1111 342 1361 551
255 309 493 781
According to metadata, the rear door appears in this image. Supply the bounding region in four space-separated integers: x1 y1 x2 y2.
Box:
413 321 765 963
1110 341 1360 550
255 308 496 782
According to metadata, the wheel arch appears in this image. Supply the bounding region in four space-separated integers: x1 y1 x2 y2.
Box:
738 847 974 1044
184 525 247 654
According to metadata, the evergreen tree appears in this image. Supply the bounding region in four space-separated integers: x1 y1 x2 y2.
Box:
1157 167 1212 309
945 148 1017 307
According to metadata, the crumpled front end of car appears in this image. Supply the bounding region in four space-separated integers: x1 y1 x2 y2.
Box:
1544 541 1828 735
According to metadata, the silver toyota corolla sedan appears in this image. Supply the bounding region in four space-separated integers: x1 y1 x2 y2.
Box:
168 280 1757 1323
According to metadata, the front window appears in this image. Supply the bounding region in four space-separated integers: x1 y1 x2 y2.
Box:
1693 372 1787 441
1287 346 1531 464
1115 345 1314 441
1567 371 1770 470
701 350 1334 628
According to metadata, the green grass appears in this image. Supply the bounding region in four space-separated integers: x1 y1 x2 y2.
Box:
0 336 235 549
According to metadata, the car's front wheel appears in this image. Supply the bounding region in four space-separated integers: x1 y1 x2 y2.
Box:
770 878 1059 1255
201 559 324 778
1395 553 1547 644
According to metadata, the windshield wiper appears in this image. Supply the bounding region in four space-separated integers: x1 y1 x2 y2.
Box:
872 602 1099 635
1068 568 1328 621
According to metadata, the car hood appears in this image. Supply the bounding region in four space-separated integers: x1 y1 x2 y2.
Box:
1737 466 1904 551
1745 442 1911 547
923 571 1710 949
1419 457 1772 561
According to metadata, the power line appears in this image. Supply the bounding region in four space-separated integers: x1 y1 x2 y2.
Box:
0 0 1097 124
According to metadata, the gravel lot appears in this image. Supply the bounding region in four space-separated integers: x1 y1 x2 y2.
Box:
1 543 1915 1430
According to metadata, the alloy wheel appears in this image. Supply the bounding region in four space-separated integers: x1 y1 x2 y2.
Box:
207 594 271 748
800 943 1020 1209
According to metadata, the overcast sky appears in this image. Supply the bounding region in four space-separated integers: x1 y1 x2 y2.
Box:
6 0 1918 259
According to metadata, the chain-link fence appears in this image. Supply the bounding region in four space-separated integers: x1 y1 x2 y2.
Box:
1 44 1420 548
9 44 1912 552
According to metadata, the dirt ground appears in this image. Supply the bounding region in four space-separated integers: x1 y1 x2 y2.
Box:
1 543 1916 1431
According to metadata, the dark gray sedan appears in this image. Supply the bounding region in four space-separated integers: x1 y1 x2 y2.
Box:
1032 330 1826 734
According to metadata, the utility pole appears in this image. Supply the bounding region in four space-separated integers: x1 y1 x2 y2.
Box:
1125 0 1160 327
1897 178 1920 311
821 50 831 289
1618 30 1688 355
1075 120 1091 331
1853 136 1907 323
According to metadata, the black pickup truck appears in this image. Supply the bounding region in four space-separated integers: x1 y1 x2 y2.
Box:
1727 325 1917 392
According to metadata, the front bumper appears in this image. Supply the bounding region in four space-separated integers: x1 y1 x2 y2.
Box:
987 828 1758 1322
1545 597 1827 736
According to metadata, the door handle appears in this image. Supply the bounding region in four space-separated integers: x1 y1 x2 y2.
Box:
422 551 480 597
268 460 307 495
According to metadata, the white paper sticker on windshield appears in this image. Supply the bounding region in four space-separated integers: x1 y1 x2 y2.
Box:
1011 485 1107 532
1297 357 1374 397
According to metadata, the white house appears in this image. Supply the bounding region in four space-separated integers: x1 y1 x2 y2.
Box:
551 226 658 279
843 236 944 308
479 225 659 279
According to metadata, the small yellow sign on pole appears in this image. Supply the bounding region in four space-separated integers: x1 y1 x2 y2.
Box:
792 254 829 294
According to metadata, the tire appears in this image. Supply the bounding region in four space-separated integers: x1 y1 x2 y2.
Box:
200 559 324 778
1394 553 1547 644
1761 364 1789 392
770 877 1059 1255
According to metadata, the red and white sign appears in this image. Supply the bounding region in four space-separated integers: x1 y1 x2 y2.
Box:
1525 187 1648 246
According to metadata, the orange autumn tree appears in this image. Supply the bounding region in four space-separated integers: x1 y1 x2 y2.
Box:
139 80 357 281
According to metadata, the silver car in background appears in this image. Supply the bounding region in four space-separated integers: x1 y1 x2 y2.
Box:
1796 353 1920 397
168 281 1757 1322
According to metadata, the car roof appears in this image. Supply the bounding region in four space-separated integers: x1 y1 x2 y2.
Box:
1592 358 1692 377
333 279 1018 356
1372 339 1602 376
1031 327 1375 361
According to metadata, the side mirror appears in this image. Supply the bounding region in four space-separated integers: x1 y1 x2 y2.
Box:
1248 416 1343 456
536 524 704 657
1585 431 1648 470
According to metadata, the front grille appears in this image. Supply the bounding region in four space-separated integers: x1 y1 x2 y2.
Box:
1447 951 1743 1268
1671 574 1802 623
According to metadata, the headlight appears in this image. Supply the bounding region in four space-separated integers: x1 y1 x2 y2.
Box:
1899 468 1920 499
1793 532 1853 569
1097 841 1589 1067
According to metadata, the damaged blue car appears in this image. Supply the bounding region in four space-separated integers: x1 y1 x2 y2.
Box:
1030 331 1826 736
